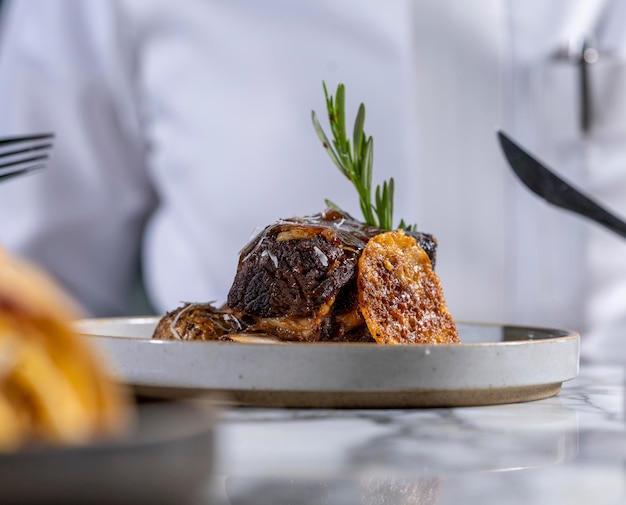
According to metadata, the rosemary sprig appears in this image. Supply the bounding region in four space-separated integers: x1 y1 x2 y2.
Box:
311 82 416 231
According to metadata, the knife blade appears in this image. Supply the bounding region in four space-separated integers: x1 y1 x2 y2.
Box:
497 130 626 240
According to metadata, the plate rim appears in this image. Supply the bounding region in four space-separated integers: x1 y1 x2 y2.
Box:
76 316 580 348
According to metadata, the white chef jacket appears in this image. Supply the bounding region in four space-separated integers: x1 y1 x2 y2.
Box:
0 0 625 361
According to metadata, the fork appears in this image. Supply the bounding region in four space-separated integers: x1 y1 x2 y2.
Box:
0 133 54 182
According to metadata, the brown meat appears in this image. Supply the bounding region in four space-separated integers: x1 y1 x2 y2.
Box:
152 210 447 344
226 209 437 342
152 303 242 341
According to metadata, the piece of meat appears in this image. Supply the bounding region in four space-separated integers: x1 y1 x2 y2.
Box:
226 209 437 342
153 303 242 341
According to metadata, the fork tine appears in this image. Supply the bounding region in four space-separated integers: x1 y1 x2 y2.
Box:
0 163 47 182
0 154 49 172
0 143 53 159
0 133 54 183
0 133 54 147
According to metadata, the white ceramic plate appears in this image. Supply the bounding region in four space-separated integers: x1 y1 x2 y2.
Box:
77 317 580 408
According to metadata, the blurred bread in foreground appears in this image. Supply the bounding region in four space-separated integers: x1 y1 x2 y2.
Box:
0 246 131 451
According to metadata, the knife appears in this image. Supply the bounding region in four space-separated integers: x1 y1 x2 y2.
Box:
497 130 626 241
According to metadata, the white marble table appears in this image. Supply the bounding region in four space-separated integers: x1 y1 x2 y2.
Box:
205 364 625 504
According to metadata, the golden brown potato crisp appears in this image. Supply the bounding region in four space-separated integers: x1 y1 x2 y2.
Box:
358 230 459 345
0 246 131 451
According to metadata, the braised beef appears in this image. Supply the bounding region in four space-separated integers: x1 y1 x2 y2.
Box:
153 302 242 341
225 209 436 342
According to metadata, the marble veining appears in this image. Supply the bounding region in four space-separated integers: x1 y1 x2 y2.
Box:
207 365 626 504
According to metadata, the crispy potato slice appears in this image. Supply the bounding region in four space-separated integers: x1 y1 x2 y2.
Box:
0 245 131 450
0 387 24 451
358 230 459 345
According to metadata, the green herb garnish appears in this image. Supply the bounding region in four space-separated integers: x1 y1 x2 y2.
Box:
311 82 416 231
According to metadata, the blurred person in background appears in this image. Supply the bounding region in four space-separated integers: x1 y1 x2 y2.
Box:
0 0 625 361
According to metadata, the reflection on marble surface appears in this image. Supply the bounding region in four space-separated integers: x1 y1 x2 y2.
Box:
207 365 625 504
